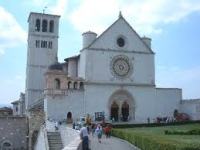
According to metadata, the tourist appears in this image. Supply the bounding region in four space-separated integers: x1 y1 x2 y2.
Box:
95 124 103 143
107 124 112 138
80 124 89 150
91 123 96 136
104 125 110 138
147 117 150 124
54 121 58 131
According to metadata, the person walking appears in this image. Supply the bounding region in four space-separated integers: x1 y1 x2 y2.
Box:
80 124 89 150
95 124 103 143
91 123 96 137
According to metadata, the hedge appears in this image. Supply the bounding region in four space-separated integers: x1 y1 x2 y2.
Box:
165 129 200 135
112 120 200 129
112 129 200 150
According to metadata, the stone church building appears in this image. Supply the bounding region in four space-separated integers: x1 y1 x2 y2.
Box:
1 11 199 150
25 12 200 126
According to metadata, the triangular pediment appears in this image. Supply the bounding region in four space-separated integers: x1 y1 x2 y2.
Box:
88 16 153 53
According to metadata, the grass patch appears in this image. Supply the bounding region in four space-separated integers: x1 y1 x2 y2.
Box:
112 123 200 150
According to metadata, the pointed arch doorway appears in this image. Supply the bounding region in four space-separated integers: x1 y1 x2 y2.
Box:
111 102 119 121
108 89 135 122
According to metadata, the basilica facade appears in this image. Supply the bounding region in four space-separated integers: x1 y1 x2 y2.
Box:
25 12 200 125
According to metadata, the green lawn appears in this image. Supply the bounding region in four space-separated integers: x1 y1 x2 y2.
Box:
112 123 200 150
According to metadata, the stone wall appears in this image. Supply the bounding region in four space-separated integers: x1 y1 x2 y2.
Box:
180 99 200 120
28 109 45 150
0 116 27 150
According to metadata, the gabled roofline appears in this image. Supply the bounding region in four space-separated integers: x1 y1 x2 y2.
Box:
64 54 80 62
84 14 154 54
120 16 154 54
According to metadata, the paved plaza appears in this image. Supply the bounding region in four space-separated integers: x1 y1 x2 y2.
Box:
89 135 139 150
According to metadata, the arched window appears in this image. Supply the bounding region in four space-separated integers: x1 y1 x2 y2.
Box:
68 81 71 89
2 141 12 150
49 20 54 33
35 19 40 31
79 82 84 89
74 82 77 89
42 19 48 32
55 78 60 89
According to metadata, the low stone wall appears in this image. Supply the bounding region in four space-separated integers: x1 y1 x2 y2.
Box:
0 116 27 150
34 126 49 150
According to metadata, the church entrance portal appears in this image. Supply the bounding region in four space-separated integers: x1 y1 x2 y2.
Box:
111 102 119 121
109 90 134 122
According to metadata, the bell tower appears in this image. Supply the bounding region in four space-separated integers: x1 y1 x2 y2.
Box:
25 12 60 109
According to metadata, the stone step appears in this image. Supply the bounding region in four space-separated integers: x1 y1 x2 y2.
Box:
49 147 63 150
47 132 63 150
49 142 62 145
48 137 62 140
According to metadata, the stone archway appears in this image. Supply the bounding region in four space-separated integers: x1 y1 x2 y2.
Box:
108 89 135 122
67 112 72 123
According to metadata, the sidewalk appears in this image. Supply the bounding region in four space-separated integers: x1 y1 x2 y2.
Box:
89 135 139 150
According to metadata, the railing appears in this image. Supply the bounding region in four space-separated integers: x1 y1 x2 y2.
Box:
44 89 68 95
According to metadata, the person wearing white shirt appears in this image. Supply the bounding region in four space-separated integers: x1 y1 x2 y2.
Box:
80 124 89 150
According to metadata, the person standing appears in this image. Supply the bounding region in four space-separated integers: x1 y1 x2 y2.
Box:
80 124 89 150
95 124 103 143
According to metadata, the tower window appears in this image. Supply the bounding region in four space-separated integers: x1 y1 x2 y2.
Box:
36 40 40 48
49 20 54 33
35 19 40 31
41 41 48 48
42 19 48 32
48 41 52 49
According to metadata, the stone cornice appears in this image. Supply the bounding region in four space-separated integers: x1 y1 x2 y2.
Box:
28 33 59 38
26 89 43 92
156 87 182 90
27 64 48 69
80 47 155 55
84 81 155 87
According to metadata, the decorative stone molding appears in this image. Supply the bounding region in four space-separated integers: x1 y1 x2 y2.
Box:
110 55 133 79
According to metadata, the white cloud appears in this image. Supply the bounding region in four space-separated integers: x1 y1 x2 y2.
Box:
0 75 25 104
0 6 27 56
26 0 68 16
156 65 200 98
69 0 200 35
0 48 5 56
50 0 68 16
29 0 48 7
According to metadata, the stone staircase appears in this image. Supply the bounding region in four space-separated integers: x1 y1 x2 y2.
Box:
47 132 63 150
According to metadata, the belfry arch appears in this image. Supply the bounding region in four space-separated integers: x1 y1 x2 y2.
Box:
108 90 135 122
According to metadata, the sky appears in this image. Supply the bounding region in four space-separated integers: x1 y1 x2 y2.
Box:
0 0 200 105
